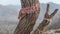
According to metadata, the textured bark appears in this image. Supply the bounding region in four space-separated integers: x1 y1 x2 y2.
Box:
14 0 40 34
33 4 58 34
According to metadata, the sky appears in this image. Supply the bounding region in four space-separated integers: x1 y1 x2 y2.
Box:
0 0 60 5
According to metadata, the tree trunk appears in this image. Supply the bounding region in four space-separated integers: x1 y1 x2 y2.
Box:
14 0 40 34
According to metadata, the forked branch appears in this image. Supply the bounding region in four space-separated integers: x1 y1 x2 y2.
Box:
32 4 58 34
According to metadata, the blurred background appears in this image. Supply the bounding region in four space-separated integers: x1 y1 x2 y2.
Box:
0 0 60 34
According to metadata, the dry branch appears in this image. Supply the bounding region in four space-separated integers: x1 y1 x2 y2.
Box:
32 4 58 34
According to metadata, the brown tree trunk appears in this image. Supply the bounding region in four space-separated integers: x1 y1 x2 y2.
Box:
14 0 40 34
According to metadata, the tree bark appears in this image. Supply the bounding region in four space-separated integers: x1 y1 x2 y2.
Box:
32 4 58 34
14 0 40 34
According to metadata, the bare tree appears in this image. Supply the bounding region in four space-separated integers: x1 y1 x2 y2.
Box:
14 0 40 34
14 0 58 34
31 4 58 34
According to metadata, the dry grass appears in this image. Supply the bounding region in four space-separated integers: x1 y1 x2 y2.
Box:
0 25 17 34
45 29 60 34
0 25 60 34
